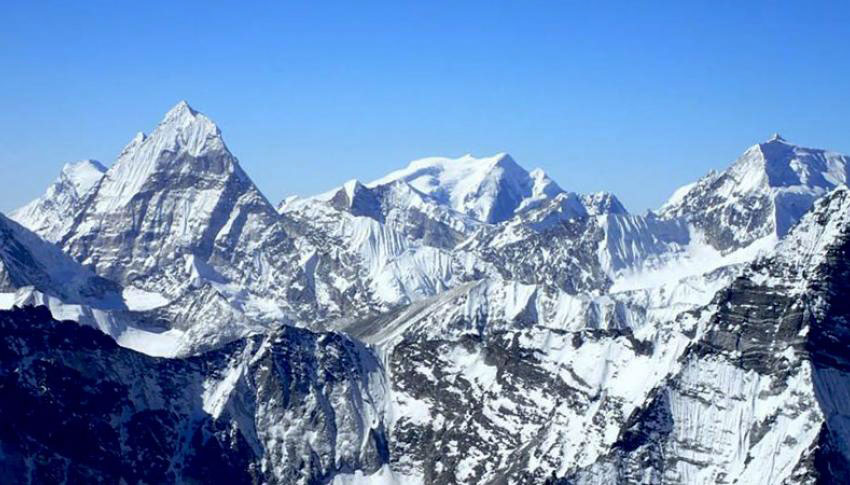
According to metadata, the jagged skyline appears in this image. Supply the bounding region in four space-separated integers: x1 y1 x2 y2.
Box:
2 3 849 213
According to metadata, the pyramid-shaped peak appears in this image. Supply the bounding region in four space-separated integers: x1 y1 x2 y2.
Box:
165 100 197 118
147 101 223 153
157 100 219 133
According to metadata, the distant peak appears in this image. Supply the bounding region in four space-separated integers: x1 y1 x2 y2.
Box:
57 159 107 197
62 159 106 175
768 133 786 143
159 100 212 129
582 191 628 215
167 100 196 117
491 152 517 166
342 179 365 198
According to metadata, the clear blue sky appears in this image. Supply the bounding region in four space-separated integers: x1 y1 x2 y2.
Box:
2 1 849 213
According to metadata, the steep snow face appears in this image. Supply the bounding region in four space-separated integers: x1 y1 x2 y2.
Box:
368 153 563 223
0 213 122 308
10 159 106 242
570 187 850 484
462 192 692 294
54 102 317 329
337 187 850 484
92 101 227 211
660 135 850 252
281 191 491 316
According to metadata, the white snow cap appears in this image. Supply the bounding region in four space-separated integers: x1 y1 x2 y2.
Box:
93 101 230 210
60 159 107 195
368 152 563 223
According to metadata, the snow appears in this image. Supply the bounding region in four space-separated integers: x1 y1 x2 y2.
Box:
661 180 697 211
332 465 416 485
61 159 107 195
10 159 107 242
0 213 124 308
116 326 185 358
368 152 562 223
659 135 850 245
610 230 777 292
0 293 15 309
122 286 170 311
93 100 226 212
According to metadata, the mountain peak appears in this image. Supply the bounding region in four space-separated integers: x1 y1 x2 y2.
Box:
768 132 786 143
10 159 108 242
144 102 224 156
489 151 514 164
59 159 106 195
163 100 197 120
581 191 628 216
61 159 106 178
89 103 233 212
367 152 564 223
660 136 850 251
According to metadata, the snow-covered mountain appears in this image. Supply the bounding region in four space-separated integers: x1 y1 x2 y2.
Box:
14 102 423 353
0 305 390 485
660 134 850 252
368 152 563 223
7 102 850 483
11 159 106 242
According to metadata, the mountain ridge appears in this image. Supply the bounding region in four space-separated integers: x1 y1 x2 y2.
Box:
6 102 850 483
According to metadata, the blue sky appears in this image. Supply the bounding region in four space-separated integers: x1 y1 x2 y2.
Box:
2 1 849 212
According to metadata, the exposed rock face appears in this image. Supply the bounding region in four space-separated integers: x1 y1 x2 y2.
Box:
0 305 389 485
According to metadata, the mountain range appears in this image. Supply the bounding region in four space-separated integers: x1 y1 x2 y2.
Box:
2 102 850 484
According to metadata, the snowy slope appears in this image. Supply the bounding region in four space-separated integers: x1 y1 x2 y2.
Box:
570 186 850 484
337 186 850 483
368 152 563 223
660 134 850 252
10 159 106 242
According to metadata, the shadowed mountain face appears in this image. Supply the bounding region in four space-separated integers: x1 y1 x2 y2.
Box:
0 305 389 485
6 102 850 483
